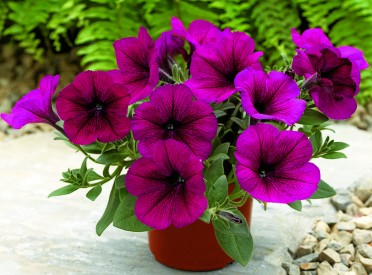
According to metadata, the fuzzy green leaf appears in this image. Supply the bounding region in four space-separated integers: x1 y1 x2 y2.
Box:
310 180 336 199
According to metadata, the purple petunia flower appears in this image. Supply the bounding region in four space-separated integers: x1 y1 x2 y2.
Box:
126 139 207 230
235 68 306 125
1 75 60 129
112 27 159 104
186 29 263 103
292 46 359 119
235 123 320 204
292 28 368 71
131 84 217 160
155 30 187 82
56 71 130 145
171 17 222 50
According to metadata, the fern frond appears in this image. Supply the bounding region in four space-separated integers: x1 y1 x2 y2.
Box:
295 0 372 103
250 0 301 66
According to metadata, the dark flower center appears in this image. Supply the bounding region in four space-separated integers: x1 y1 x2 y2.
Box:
164 118 181 131
258 163 275 178
226 70 238 83
254 101 266 113
95 103 104 112
168 172 186 185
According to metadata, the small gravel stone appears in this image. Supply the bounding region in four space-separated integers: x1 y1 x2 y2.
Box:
340 243 355 258
318 248 341 264
336 231 353 245
350 178 372 202
337 221 356 231
350 262 368 275
282 262 300 275
299 262 318 271
359 207 372 216
360 256 372 273
293 253 319 265
353 229 372 245
333 262 349 274
331 192 352 212
357 244 372 259
354 216 372 229
296 245 315 258
315 239 330 253
336 211 353 222
351 195 365 207
302 234 318 246
346 203 360 216
340 253 353 267
327 240 344 251
317 261 337 275
365 195 372 207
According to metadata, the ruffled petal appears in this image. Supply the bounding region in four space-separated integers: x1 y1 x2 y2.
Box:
310 86 357 120
291 28 332 49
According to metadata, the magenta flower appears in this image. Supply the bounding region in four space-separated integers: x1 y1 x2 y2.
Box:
186 30 263 103
131 84 217 160
1 75 60 129
171 17 222 49
113 27 159 104
56 71 130 145
235 123 320 203
292 46 359 119
126 139 207 230
235 69 306 125
155 30 187 82
292 28 368 71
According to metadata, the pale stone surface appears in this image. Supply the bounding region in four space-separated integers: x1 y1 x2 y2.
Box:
0 124 371 274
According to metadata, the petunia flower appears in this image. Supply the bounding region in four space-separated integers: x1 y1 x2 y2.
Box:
1 75 60 129
126 139 207 230
235 123 320 204
131 84 217 160
292 28 368 71
171 17 222 50
235 68 306 125
186 29 263 103
154 30 187 82
112 27 159 104
56 71 130 145
292 46 359 119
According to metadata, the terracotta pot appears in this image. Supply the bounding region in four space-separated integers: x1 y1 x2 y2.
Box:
148 197 253 271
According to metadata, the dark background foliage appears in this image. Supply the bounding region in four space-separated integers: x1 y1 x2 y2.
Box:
0 0 372 104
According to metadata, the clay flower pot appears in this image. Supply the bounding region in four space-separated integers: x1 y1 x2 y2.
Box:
148 197 253 271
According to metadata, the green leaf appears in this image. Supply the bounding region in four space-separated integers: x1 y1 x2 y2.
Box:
96 149 125 164
48 185 78 197
231 117 248 130
204 158 224 191
207 153 230 163
330 142 349 151
86 185 102 201
214 142 230 155
298 109 329 125
213 210 253 266
113 190 152 232
288 200 302 211
207 175 228 205
81 142 103 154
114 174 126 189
214 110 227 118
310 130 322 153
322 152 347 159
96 184 120 236
310 180 336 199
199 210 211 224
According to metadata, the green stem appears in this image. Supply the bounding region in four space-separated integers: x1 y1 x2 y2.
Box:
85 165 123 188
76 145 98 163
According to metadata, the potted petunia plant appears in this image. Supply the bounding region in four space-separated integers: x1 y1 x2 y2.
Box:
1 18 368 271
